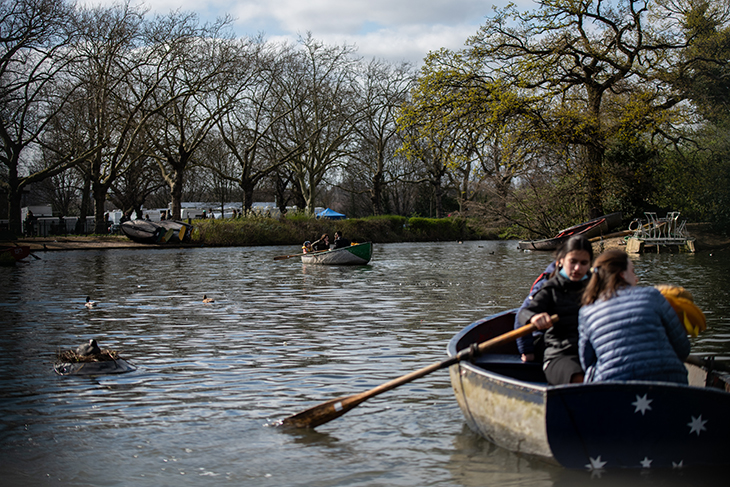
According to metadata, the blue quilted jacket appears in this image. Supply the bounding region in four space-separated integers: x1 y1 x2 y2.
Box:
578 286 691 383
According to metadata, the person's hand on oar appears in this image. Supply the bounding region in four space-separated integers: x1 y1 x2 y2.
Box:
278 315 557 429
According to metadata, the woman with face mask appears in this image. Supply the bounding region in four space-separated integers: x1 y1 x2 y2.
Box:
518 235 594 385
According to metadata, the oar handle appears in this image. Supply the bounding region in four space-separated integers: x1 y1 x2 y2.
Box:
458 314 556 362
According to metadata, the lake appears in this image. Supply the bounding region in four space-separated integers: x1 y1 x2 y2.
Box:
1 241 728 486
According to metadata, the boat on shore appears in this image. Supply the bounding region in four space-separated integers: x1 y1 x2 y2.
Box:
447 309 730 469
157 220 193 243
518 212 623 251
0 245 31 265
120 219 192 244
301 242 373 265
120 220 163 243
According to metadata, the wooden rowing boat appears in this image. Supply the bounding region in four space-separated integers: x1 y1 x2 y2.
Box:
447 310 730 469
157 220 193 243
120 219 192 244
120 220 164 243
518 212 623 251
301 242 373 265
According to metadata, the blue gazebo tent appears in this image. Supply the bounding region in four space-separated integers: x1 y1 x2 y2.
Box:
316 208 346 220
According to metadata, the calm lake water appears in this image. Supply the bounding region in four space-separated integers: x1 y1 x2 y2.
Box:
1 241 728 486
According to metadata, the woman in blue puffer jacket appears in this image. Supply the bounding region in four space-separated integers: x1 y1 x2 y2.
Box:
579 250 691 384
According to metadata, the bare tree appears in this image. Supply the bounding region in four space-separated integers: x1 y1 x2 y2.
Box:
210 40 300 214
0 0 92 234
274 35 361 214
347 59 414 215
145 13 241 220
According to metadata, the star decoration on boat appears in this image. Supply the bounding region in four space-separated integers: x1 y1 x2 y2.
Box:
585 455 607 471
640 457 653 468
687 415 707 436
632 394 653 415
672 460 684 469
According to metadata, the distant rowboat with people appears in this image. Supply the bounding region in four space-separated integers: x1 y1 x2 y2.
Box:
301 242 373 265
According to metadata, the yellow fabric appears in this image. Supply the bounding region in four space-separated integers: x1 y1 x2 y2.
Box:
655 285 707 336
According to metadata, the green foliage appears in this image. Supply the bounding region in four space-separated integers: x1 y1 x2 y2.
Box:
602 141 661 220
406 217 466 241
507 166 594 239
188 214 498 246
654 127 730 234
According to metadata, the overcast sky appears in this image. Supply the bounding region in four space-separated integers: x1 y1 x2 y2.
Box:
77 0 513 65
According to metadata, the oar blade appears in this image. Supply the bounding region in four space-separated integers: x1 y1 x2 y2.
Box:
278 394 364 429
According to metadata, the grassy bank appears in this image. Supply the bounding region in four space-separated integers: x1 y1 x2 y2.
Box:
191 215 503 247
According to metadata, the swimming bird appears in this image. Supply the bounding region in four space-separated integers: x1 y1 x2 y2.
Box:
76 339 101 357
203 295 215 303
85 296 97 308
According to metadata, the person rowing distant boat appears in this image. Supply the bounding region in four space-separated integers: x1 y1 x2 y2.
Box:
311 234 330 251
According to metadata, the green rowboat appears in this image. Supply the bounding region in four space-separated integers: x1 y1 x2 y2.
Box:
301 242 372 265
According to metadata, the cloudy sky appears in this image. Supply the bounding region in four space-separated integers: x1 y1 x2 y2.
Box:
78 0 513 65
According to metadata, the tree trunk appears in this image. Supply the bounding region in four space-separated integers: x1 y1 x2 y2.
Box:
432 180 444 218
92 180 108 234
170 169 184 220
7 187 22 236
370 171 383 216
583 144 604 218
241 180 255 214
4 147 22 236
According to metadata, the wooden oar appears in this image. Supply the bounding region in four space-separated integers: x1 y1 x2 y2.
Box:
273 251 307 261
278 316 556 429
273 249 328 261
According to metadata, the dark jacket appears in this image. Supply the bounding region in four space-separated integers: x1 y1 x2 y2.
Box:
333 236 351 249
579 286 690 383
518 272 587 363
514 262 556 357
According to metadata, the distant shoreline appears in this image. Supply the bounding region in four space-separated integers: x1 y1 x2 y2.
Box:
3 222 727 253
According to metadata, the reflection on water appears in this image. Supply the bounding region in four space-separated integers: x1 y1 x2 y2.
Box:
0 241 728 486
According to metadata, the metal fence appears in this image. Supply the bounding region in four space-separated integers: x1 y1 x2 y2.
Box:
630 212 689 244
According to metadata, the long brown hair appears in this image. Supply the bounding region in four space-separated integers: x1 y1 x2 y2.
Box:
582 249 631 305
